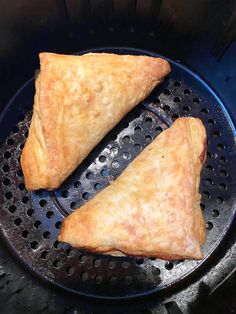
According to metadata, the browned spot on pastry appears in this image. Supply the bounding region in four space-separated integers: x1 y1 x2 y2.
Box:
199 138 207 164
123 223 136 236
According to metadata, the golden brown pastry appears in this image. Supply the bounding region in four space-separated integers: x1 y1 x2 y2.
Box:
59 117 207 260
21 52 170 190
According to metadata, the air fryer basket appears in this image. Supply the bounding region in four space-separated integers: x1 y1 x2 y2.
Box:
0 1 236 313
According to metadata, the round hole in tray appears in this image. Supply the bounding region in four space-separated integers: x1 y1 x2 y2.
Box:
3 178 11 186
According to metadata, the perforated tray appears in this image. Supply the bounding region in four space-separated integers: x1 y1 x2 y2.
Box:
0 47 235 299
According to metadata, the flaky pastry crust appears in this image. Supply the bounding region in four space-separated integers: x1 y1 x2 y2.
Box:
59 117 207 260
21 52 170 190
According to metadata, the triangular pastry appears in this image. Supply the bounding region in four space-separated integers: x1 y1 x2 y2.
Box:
21 52 170 190
59 117 207 260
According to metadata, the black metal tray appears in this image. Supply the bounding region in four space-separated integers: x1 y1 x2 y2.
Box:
0 47 235 299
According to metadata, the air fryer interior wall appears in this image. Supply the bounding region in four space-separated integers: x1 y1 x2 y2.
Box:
0 1 236 313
